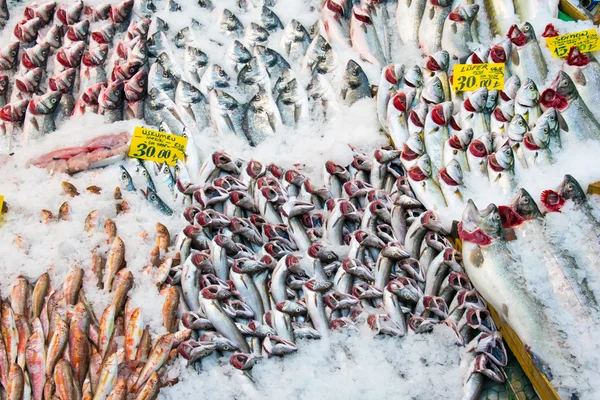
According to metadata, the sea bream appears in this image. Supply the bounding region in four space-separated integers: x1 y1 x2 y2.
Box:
281 19 311 64
341 60 371 105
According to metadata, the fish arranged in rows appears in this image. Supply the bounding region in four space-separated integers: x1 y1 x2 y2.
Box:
396 0 557 58
109 148 512 399
459 174 600 396
377 21 600 212
0 253 188 399
0 0 385 153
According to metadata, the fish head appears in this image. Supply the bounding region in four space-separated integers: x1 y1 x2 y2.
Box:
507 24 526 46
426 50 449 72
528 121 550 149
404 65 424 88
516 79 539 106
466 46 489 64
557 174 587 205
230 353 257 370
477 203 505 239
489 39 511 64
408 154 432 181
440 159 463 186
475 354 505 382
509 188 542 221
503 75 521 101
554 70 578 100
33 91 62 114
540 107 559 132
520 22 537 42
344 59 365 86
508 114 528 141
424 76 444 104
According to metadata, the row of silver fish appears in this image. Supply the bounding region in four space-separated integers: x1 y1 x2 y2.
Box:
376 21 600 212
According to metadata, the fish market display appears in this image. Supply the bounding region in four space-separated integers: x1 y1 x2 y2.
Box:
0 0 600 398
0 263 185 400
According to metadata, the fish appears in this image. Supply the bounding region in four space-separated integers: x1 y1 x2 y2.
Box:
276 78 309 127
514 78 541 126
487 143 516 195
142 187 174 216
303 35 337 74
350 4 385 68
387 89 416 147
424 101 458 172
441 3 480 64
225 40 251 75
220 8 244 38
321 0 351 51
540 70 600 145
395 0 427 47
98 79 124 123
22 91 62 142
377 64 404 132
419 0 452 55
175 80 209 130
341 60 371 105
507 23 547 89
406 154 447 211
442 128 473 173
281 20 310 63
459 200 571 377
439 159 465 208
243 86 280 146
184 45 208 85
209 89 246 140
200 64 230 97
563 47 600 122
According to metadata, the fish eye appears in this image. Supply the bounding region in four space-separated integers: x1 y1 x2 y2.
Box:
121 172 127 180
567 184 573 191
560 80 568 87
494 213 501 220
544 127 548 134
10 51 15 56
150 194 156 200
51 98 57 103
522 197 529 204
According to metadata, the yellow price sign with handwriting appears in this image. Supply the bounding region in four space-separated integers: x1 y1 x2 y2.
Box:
128 126 188 166
452 63 505 93
0 195 4 211
546 29 600 58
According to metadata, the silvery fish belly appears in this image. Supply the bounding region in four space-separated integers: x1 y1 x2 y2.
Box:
418 0 452 55
396 0 427 46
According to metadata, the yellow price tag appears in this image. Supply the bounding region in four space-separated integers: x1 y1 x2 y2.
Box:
0 195 3 211
546 29 600 58
128 126 188 166
452 63 505 93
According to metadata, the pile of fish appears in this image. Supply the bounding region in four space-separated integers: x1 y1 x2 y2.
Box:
458 174 600 397
121 148 510 399
0 261 189 399
377 20 600 211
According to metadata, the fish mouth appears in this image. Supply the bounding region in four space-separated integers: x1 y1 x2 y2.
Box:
431 104 446 126
439 167 460 186
409 109 424 128
392 92 407 112
542 23 559 38
489 46 506 63
426 56 440 72
566 47 589 67
497 205 524 228
487 153 504 172
384 65 398 84
0 104 12 121
448 10 463 22
540 88 568 111
408 165 426 182
447 134 463 150
493 107 509 122
402 143 419 161
508 25 526 47
540 189 565 212
21 52 36 69
326 0 344 16
468 139 487 157
523 133 541 150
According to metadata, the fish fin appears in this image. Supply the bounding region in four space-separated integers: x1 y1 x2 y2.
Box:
523 110 529 124
465 113 473 121
511 49 520 66
468 245 484 267
340 88 347 100
294 105 301 125
451 22 457 35
268 112 277 133
407 0 412 7
361 24 367 34
556 111 569 132
573 69 586 86
225 114 236 135
428 4 435 20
